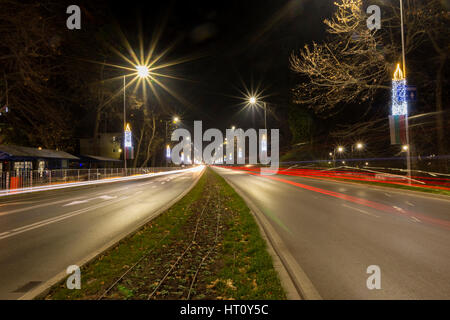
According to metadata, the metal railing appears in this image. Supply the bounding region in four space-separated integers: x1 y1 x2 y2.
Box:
0 167 188 191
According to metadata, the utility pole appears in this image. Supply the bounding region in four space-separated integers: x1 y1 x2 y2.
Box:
400 0 412 184
264 102 267 130
123 75 127 174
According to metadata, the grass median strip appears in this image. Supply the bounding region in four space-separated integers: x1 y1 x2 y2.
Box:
41 168 285 300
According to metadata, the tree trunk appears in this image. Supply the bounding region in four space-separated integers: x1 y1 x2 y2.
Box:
92 109 101 155
435 54 447 171
132 126 145 167
141 116 156 167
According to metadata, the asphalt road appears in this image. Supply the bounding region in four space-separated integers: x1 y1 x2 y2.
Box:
0 167 203 299
213 166 450 299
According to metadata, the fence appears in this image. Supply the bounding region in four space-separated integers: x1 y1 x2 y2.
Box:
0 167 188 191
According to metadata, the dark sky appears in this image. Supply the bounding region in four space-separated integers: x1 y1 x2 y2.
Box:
104 0 334 133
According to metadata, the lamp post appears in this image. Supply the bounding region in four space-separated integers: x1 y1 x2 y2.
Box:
123 75 126 173
336 146 344 167
399 0 412 184
351 142 364 167
165 116 179 166
123 65 150 174
249 96 268 130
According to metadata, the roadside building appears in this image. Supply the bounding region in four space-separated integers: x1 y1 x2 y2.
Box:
79 133 122 160
0 144 79 172
78 154 122 168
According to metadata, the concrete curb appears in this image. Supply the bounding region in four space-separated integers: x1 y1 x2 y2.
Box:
20 167 206 300
214 168 322 300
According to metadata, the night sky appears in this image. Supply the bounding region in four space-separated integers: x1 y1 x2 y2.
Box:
99 0 334 133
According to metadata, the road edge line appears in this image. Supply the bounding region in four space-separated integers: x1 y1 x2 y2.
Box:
214 167 322 300
19 167 206 300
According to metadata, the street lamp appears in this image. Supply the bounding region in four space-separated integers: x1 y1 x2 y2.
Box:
123 65 151 173
136 65 150 78
164 115 180 166
330 146 344 167
248 96 267 130
351 142 364 167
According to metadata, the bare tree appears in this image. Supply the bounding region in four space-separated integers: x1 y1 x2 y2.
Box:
290 0 449 170
290 0 390 117
0 1 73 148
290 0 448 117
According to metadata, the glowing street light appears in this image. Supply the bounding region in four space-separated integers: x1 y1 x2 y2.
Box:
248 96 268 130
356 142 364 150
165 115 180 166
337 146 344 153
402 144 409 152
136 65 150 78
123 65 151 172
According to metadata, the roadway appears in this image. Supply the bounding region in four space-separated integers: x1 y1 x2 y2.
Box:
212 166 450 299
0 167 203 299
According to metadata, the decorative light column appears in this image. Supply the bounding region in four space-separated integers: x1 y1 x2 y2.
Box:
389 63 411 183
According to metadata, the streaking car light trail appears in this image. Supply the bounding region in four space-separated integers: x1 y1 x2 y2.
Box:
0 166 204 197
219 166 450 231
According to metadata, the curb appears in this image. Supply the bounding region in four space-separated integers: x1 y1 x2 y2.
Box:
20 167 205 300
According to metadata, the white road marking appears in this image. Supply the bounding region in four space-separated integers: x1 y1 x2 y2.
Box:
63 195 117 207
1 196 130 240
405 201 415 207
0 231 10 237
0 167 202 216
392 206 406 213
97 195 117 200
411 216 421 223
63 200 90 207
161 182 166 185
384 193 392 197
342 204 380 218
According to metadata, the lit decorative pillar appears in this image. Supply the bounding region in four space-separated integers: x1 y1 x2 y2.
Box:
389 63 411 181
166 145 171 159
124 123 134 162
389 64 408 145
